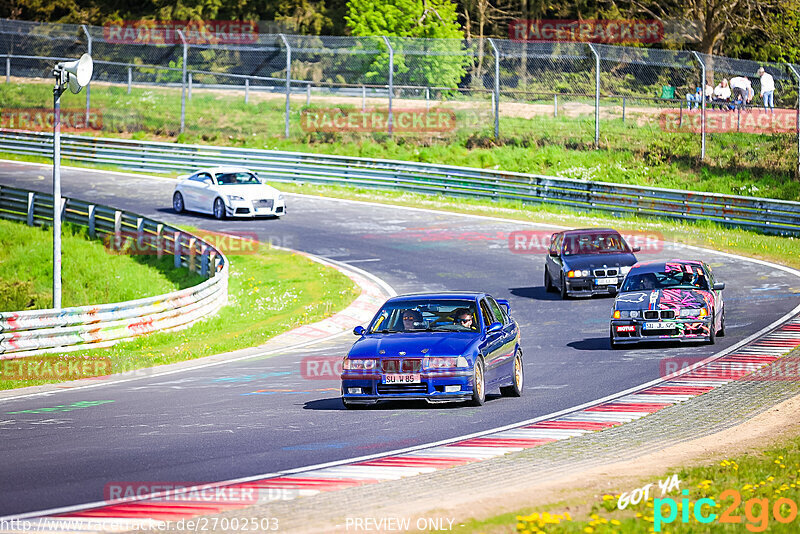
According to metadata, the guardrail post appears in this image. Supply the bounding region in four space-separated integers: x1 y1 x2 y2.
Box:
136 217 144 249
177 30 188 134
426 86 430 111
26 192 34 226
156 224 163 258
382 36 394 136
88 204 96 237
362 85 366 111
306 82 311 105
554 94 558 117
691 51 707 160
5 55 9 83
174 231 181 268
200 244 209 276
188 72 192 100
621 97 626 124
488 38 500 140
788 64 800 179
587 43 600 148
81 25 92 129
114 210 122 250
245 78 249 103
188 237 197 272
279 34 291 139
127 67 132 94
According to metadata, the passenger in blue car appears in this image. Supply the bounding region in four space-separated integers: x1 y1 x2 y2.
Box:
401 310 424 331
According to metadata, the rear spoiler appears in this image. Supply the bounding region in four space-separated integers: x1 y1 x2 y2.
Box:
496 298 511 315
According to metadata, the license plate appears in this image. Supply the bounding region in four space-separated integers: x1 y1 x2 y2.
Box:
643 322 674 330
595 277 617 285
383 373 421 384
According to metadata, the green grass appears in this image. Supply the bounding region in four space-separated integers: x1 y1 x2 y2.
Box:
480 433 800 533
2 81 798 201
0 219 204 311
0 238 359 390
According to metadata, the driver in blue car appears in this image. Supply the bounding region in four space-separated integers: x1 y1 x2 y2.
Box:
454 308 477 331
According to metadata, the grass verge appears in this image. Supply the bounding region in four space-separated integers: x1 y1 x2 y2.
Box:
0 219 203 311
0 227 359 391
2 81 798 200
459 433 800 533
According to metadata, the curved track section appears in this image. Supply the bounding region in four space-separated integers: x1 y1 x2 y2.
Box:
1 161 799 517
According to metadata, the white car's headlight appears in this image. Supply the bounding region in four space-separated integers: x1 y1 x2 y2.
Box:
620 266 631 275
278 194 284 201
227 195 245 202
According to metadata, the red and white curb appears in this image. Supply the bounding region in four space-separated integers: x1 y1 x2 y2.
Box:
8 314 800 532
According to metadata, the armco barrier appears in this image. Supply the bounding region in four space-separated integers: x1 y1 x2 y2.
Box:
0 130 798 234
0 185 228 357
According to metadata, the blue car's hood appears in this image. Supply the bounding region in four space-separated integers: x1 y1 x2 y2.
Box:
563 253 637 271
349 332 480 358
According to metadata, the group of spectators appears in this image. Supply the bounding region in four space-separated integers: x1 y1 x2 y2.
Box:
685 68 775 112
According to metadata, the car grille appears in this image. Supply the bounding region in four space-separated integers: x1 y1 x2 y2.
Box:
644 310 676 320
381 359 422 373
377 383 428 395
594 268 618 277
254 199 274 209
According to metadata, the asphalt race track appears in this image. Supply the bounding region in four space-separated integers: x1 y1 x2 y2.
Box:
1 161 799 516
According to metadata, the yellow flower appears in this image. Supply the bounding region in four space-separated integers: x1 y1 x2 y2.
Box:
584 528 594 534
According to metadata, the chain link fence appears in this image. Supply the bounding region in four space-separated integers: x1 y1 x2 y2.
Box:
0 18 798 176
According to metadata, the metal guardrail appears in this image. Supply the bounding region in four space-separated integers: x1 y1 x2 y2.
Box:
0 130 798 234
0 184 228 357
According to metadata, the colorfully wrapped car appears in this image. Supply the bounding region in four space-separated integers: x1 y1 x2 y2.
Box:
610 259 725 347
341 293 523 408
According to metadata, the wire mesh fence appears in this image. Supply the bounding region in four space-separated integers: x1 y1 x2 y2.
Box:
0 18 798 175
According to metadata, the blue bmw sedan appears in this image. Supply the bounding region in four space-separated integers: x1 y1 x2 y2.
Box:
341 292 523 408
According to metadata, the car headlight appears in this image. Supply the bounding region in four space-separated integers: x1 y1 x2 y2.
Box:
620 266 631 275
679 308 707 318
278 194 284 200
227 195 245 202
567 270 591 278
613 310 640 319
629 310 639 318
423 356 469 369
342 358 378 370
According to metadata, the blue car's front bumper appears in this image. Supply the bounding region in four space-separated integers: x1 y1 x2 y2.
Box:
341 369 473 404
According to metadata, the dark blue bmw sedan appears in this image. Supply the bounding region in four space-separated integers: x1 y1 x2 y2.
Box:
341 292 523 408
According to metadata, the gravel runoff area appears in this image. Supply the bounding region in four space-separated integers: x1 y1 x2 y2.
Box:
171 345 800 534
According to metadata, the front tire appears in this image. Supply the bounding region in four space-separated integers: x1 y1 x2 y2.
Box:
544 269 554 292
718 310 726 337
500 350 523 397
610 326 621 350
470 357 486 406
213 197 226 220
708 312 717 345
559 274 568 299
173 192 184 214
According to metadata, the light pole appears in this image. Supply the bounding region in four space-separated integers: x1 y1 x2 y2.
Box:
51 53 93 309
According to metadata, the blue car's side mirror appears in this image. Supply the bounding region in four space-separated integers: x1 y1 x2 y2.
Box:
487 322 503 334
353 326 366 336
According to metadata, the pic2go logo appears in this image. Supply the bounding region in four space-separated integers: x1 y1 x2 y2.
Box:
654 489 800 532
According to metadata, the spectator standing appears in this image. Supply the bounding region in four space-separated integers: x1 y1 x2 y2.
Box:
730 76 752 109
757 67 775 112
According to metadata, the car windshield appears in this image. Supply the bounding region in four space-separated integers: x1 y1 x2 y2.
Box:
215 172 260 185
621 265 709 292
562 232 629 255
368 299 480 333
